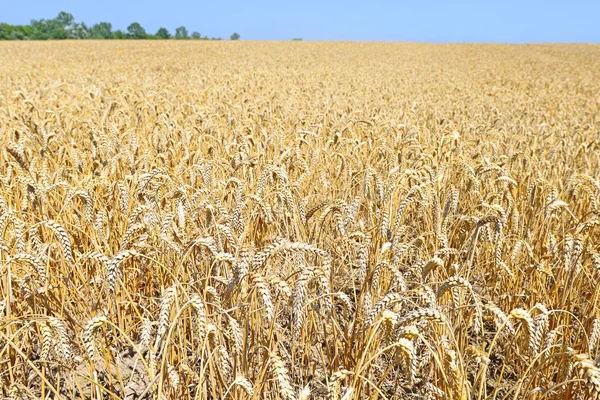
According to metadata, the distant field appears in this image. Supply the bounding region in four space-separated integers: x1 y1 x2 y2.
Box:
1 41 600 399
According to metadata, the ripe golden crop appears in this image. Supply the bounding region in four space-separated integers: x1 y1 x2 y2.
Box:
1 41 600 399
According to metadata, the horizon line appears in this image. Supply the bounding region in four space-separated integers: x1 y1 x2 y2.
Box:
3 39 599 44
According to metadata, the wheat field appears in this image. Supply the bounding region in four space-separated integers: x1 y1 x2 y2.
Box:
1 41 600 399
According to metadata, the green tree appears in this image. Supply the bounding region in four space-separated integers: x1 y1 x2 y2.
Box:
30 16 67 39
0 24 11 40
112 30 125 39
155 27 171 39
67 22 90 39
230 32 240 40
10 31 25 40
47 24 67 39
0 11 223 41
91 22 112 39
127 22 147 39
31 30 50 40
56 12 74 27
175 26 189 39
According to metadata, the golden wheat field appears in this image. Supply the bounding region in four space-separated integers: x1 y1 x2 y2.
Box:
1 41 600 399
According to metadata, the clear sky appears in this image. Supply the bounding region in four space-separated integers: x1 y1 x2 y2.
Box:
1 0 599 42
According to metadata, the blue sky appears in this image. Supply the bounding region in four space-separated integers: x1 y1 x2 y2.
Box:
1 0 599 42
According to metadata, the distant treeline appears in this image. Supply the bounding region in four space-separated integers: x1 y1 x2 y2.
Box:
0 11 240 41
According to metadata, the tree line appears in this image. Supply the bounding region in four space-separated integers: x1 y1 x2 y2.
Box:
0 11 240 41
